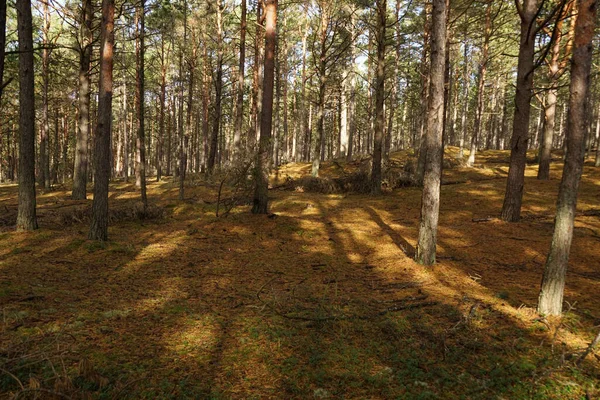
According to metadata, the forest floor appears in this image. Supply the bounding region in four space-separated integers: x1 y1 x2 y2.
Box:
1 148 599 399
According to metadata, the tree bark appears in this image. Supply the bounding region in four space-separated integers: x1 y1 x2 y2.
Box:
311 4 329 177
16 0 38 231
72 0 93 199
501 0 539 222
371 0 386 194
252 0 277 214
538 0 596 316
39 0 51 189
233 0 246 155
415 0 446 266
467 0 491 167
135 0 148 210
207 0 223 174
89 0 114 241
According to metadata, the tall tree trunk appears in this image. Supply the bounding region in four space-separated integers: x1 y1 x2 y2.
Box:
371 0 386 194
538 2 572 179
252 0 277 214
311 4 329 177
233 0 246 155
135 0 148 209
467 1 491 167
415 0 446 265
207 0 223 174
538 0 596 316
16 0 38 231
72 0 93 199
501 0 539 222
415 2 432 181
89 0 115 241
39 0 50 189
594 105 600 167
157 35 166 181
458 34 469 159
0 0 6 101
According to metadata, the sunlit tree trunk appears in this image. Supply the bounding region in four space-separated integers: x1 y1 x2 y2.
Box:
16 0 38 231
39 0 50 189
538 0 596 316
252 0 277 214
89 0 114 241
416 0 446 265
311 3 329 177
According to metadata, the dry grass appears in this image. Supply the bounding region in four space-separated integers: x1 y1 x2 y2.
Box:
0 148 599 399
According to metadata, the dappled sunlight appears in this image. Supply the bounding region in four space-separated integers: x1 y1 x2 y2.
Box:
1 148 599 398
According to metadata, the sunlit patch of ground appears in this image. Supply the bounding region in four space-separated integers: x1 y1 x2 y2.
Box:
0 149 599 398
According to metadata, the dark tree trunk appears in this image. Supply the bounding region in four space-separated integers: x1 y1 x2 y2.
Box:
538 0 596 316
135 0 148 209
16 0 38 231
252 0 277 214
0 0 6 101
233 0 246 155
371 0 386 194
501 0 539 222
415 0 446 265
207 0 223 174
72 0 93 200
39 0 50 189
89 0 114 241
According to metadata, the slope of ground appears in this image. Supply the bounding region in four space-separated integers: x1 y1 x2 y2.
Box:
0 149 599 399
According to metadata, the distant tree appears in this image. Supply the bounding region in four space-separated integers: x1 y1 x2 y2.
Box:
135 0 148 210
89 0 115 241
16 0 38 231
252 0 277 214
538 0 596 316
415 0 446 265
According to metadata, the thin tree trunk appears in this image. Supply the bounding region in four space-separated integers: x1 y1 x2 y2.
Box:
416 0 446 265
135 0 148 209
207 0 223 174
311 4 329 177
89 0 114 241
16 0 38 231
501 0 539 222
458 35 469 159
538 0 596 316
233 0 246 155
467 1 491 167
39 0 50 189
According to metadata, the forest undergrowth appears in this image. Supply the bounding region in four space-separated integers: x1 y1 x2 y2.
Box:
0 148 599 399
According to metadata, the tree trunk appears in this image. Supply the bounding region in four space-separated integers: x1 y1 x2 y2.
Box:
72 0 93 199
371 0 386 194
416 0 446 265
311 5 329 177
135 0 148 209
16 0 38 231
501 0 539 222
458 34 469 159
595 104 600 167
538 0 596 316
39 0 51 189
233 0 246 155
207 0 223 174
467 1 491 167
89 0 114 241
252 0 277 214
